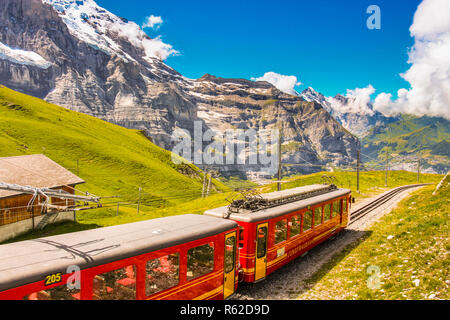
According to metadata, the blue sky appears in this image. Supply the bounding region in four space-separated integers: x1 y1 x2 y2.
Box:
95 0 422 98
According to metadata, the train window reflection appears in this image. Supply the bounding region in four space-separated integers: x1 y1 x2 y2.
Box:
146 253 180 297
290 215 301 237
324 204 331 221
275 219 287 244
224 236 236 274
332 201 340 218
187 243 215 281
93 265 136 300
303 211 313 231
257 227 268 259
314 207 322 227
24 285 80 300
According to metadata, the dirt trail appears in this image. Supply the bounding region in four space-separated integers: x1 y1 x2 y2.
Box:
233 186 425 300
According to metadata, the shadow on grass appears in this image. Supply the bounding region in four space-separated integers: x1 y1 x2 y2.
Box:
0 221 102 245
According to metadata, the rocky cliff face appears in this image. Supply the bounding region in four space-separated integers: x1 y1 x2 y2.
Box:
0 0 359 176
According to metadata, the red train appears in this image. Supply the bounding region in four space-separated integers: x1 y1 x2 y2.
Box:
0 184 351 300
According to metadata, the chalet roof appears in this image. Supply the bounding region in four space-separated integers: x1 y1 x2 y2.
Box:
0 154 85 198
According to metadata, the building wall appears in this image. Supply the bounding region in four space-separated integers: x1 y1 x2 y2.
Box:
0 186 76 227
0 211 76 243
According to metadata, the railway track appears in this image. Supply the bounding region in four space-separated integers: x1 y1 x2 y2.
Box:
349 184 430 225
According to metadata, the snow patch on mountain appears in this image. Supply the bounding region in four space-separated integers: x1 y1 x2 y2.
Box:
0 42 52 69
41 0 178 62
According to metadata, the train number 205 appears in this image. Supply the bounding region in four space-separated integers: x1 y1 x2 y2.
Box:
44 272 63 286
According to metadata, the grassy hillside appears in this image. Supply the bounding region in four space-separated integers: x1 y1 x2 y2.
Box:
296 175 449 300
0 85 227 209
361 114 450 174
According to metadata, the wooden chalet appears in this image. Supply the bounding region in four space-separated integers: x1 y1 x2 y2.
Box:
0 155 85 227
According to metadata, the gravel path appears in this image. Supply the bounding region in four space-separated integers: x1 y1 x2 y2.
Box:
233 186 425 300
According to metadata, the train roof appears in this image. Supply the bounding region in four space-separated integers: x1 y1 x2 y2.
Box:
0 214 237 292
204 188 351 223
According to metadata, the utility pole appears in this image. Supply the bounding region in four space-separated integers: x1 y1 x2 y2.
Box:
137 187 142 214
417 158 421 183
277 128 282 192
357 149 360 194
202 169 207 198
206 171 212 197
385 151 389 187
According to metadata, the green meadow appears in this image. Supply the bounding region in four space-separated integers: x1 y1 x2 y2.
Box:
296 175 449 300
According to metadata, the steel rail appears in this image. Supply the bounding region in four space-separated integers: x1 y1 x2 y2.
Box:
349 184 430 225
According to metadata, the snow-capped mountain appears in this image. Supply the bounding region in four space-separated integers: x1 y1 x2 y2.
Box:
41 0 178 62
301 87 398 137
0 0 359 176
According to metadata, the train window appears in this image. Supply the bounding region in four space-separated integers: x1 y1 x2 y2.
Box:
303 211 313 231
92 265 136 300
275 219 288 244
187 242 215 281
257 227 268 259
314 207 322 227
343 198 348 213
290 215 301 237
224 236 236 274
24 285 80 300
332 201 340 218
324 204 331 221
146 253 180 297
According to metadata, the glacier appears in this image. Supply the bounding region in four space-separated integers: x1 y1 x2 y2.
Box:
0 42 52 69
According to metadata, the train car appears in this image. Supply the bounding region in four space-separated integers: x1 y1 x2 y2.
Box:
0 214 239 300
204 185 351 283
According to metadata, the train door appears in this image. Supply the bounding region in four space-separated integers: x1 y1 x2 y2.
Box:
223 231 237 299
254 223 268 282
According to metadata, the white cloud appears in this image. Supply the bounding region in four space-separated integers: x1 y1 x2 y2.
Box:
373 0 450 119
142 15 163 30
110 20 178 61
251 72 302 96
327 85 376 116
373 92 392 114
